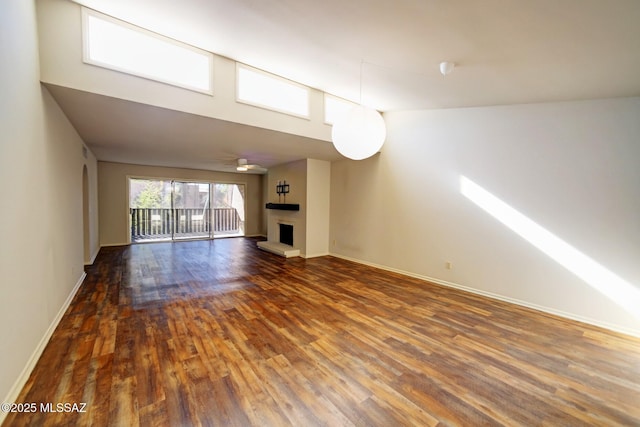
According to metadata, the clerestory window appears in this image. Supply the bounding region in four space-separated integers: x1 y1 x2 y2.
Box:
82 8 213 94
324 94 357 125
236 64 310 118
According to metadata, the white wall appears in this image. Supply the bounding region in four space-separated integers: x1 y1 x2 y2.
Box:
266 160 308 253
330 97 640 336
36 0 332 143
306 159 331 257
264 159 331 258
84 148 100 263
0 0 99 411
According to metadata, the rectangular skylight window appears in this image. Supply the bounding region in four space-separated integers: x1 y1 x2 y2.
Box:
324 94 357 125
82 8 213 94
236 64 309 118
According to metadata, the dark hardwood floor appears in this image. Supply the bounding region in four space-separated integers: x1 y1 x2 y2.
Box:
4 237 640 426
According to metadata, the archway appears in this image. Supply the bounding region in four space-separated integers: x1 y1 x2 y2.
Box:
82 165 90 264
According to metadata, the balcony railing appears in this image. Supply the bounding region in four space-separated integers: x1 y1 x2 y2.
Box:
130 208 240 241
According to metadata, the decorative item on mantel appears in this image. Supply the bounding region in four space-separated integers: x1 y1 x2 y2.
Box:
276 180 290 203
266 180 299 210
258 178 301 257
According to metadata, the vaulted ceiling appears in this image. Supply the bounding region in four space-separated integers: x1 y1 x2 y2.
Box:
70 0 640 110
51 0 640 172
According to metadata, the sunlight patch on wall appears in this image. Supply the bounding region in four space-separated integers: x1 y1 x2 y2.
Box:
460 175 640 320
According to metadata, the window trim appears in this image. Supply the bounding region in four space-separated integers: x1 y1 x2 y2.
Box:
323 93 358 125
81 8 214 95
235 63 310 119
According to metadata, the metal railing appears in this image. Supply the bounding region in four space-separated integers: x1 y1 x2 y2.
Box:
130 208 240 241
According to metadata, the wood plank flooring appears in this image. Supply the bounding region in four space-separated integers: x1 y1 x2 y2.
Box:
4 237 640 426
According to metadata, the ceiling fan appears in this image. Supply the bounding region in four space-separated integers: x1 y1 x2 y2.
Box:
236 158 266 172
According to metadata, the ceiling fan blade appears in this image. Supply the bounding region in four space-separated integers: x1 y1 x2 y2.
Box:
236 158 267 172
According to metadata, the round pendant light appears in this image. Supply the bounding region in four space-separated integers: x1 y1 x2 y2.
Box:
331 105 386 160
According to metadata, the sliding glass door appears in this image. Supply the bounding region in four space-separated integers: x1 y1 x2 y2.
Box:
129 178 245 243
173 181 211 240
213 183 245 238
130 178 173 242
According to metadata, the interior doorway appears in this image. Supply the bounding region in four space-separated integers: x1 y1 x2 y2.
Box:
82 165 91 263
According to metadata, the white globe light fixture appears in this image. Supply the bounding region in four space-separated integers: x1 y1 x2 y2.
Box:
331 105 386 160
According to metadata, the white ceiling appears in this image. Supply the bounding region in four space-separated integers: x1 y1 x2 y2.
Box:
55 0 640 172
46 84 340 173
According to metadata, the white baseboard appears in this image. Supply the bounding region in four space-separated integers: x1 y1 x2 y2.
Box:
1 272 87 424
84 245 100 266
302 252 330 259
329 252 640 339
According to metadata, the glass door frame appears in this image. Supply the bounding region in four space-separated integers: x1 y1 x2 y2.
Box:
127 176 174 243
211 182 247 239
172 180 212 241
127 175 247 244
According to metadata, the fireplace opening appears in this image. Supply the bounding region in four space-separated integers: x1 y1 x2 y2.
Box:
279 223 294 246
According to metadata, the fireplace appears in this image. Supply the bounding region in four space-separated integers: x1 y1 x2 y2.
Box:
279 223 294 246
257 218 299 257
